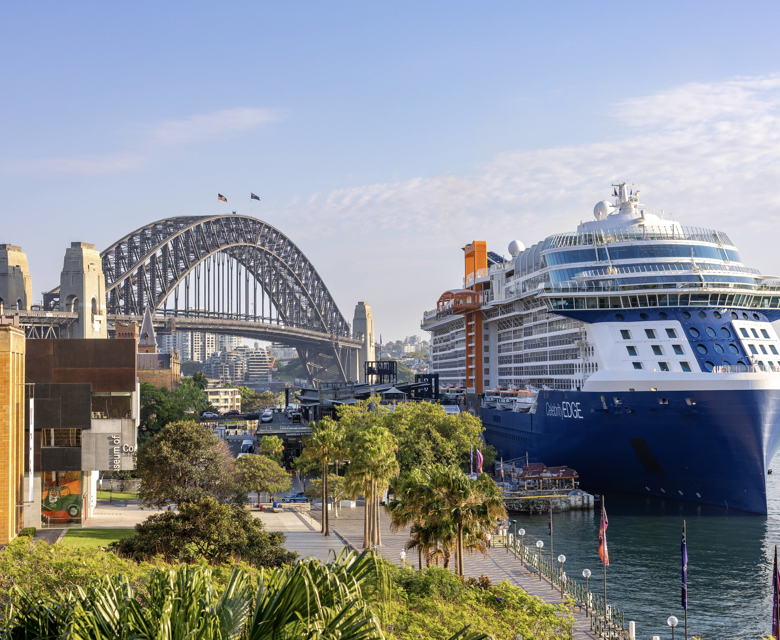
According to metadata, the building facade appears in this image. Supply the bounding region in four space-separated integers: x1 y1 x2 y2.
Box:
0 325 25 544
205 387 241 413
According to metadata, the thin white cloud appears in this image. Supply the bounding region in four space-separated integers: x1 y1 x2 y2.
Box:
0 107 278 176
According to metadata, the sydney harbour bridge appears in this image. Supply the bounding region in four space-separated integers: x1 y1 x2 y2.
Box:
7 214 368 383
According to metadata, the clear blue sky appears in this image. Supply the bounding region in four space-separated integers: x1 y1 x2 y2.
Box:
3 1 780 338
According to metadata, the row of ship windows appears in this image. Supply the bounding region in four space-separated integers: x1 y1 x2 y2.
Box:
548 292 774 311
631 361 692 372
543 245 739 266
627 344 686 356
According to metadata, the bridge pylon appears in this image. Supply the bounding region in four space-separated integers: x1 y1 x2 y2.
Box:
59 242 107 339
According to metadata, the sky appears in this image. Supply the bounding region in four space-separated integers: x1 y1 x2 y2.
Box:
4 2 780 340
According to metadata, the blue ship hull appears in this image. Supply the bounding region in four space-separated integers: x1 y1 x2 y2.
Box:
480 389 780 514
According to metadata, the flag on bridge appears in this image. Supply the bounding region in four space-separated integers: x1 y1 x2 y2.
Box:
218 194 228 202
251 193 261 201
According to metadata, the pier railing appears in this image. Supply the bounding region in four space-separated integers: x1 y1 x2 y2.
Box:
511 535 628 639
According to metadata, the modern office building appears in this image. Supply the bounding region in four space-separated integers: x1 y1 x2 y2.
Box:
205 387 241 413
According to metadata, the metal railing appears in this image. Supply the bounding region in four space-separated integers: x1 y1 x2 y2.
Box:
511 536 628 639
544 225 734 249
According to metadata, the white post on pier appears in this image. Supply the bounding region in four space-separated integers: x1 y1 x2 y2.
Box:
628 621 635 640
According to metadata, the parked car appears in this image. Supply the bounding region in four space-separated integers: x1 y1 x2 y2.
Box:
201 412 219 418
282 492 309 503
261 411 273 423
225 410 241 416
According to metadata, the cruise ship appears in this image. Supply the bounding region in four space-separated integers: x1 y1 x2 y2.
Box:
421 183 780 514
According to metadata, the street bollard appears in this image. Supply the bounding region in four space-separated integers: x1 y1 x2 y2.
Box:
628 621 635 640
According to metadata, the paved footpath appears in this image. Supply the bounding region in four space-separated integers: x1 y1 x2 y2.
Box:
318 505 599 640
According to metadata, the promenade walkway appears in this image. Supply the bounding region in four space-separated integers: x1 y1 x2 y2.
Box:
317 505 598 640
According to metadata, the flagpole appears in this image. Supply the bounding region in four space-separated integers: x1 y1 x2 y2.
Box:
603 496 607 622
684 520 688 640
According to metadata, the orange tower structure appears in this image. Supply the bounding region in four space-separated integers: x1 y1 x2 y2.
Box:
463 241 487 399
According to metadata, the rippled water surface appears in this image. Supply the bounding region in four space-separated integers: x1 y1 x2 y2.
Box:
509 458 780 640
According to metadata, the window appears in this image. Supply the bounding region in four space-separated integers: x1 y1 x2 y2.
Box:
666 328 677 338
752 329 759 338
761 345 768 354
750 345 759 355
699 311 707 319
771 345 778 355
680 362 692 372
704 361 715 372
632 362 643 370
762 329 771 339
659 362 670 371
620 330 631 339
91 392 132 419
731 312 738 319
683 311 691 319
626 346 638 356
728 343 739 355
652 345 663 356
713 344 724 355
689 328 700 338
685 397 696 405
721 327 731 338
657 398 669 405
741 328 749 338
673 345 684 355
645 329 656 339
706 327 717 338
484 357 490 364
613 397 622 405
697 344 708 355
41 429 82 447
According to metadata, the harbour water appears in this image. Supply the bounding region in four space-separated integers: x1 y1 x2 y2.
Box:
509 454 780 639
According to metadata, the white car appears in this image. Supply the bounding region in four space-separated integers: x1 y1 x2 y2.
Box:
202 412 219 418
261 411 273 423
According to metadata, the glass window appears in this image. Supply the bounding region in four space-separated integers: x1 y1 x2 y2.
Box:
41 429 81 447
91 392 132 419
721 327 731 338
714 311 722 319
666 328 677 338
752 328 759 338
633 362 643 370
645 329 656 339
713 344 724 354
673 345 684 355
626 346 638 356
750 345 759 354
683 311 691 319
706 327 717 338
697 344 708 355
689 328 700 338
741 328 749 338
659 362 670 372
728 343 739 355
42 471 82 525
699 311 707 319
681 362 692 372
761 345 768 354
620 330 631 339
771 345 778 355
616 313 625 321
731 312 739 319
659 311 668 319
704 361 715 372
652 345 663 355
762 329 770 339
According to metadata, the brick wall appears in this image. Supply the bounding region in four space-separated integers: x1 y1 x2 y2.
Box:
138 368 180 391
0 325 25 544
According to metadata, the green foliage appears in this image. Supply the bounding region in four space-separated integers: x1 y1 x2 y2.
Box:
61 529 134 550
111 496 298 568
258 435 284 459
170 376 209 413
303 417 347 535
304 473 348 505
136 420 239 508
237 454 292 501
18 528 35 538
138 382 185 444
191 371 208 390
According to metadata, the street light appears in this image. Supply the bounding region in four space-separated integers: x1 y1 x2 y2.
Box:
536 540 544 581
667 615 679 640
582 569 591 617
518 527 525 567
511 520 517 555
557 554 566 598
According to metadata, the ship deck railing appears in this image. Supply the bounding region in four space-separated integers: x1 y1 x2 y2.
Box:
510 535 628 639
543 225 733 249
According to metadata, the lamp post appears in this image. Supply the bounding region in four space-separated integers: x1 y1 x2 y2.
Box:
582 569 591 617
518 528 525 567
557 554 566 598
536 540 544 581
667 616 679 640
511 520 517 556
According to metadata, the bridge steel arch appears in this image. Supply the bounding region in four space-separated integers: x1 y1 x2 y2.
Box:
101 215 360 383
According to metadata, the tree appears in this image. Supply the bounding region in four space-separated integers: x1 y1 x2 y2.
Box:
304 473 348 518
111 496 297 567
237 454 292 503
259 435 284 461
302 417 345 537
138 382 185 444
170 377 209 413
136 420 239 508
191 371 208 390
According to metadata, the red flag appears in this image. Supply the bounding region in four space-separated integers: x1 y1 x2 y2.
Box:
598 503 609 566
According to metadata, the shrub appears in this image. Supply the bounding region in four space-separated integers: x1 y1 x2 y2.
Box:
18 528 36 538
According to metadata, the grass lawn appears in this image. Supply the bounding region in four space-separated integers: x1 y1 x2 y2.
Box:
61 528 135 549
96 489 138 501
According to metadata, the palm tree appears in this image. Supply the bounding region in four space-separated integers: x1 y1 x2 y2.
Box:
346 424 398 549
302 417 345 536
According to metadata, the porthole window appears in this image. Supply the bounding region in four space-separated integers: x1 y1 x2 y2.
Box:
640 312 649 320
714 344 724 355
706 327 716 338
728 344 739 355
697 344 708 355
689 328 700 338
743 313 749 320
736 361 747 371
699 311 707 319
659 311 668 319
731 312 739 319
721 327 731 338
714 311 722 319
704 361 714 372
683 311 691 319
616 313 625 321
722 360 731 367
754 313 760 320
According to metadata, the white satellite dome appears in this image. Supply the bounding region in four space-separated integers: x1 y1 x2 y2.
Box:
508 240 524 256
593 200 614 221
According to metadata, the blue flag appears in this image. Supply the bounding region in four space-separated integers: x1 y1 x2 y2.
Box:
681 525 689 610
251 193 261 201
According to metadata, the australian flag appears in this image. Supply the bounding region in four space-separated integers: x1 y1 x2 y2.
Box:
251 193 261 201
681 525 689 610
